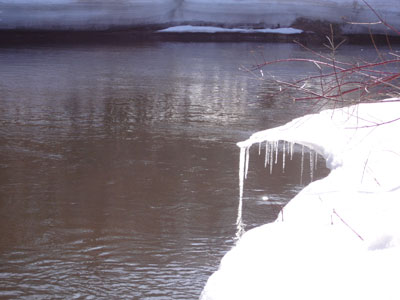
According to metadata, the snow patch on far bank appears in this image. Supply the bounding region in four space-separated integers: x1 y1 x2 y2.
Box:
157 25 303 34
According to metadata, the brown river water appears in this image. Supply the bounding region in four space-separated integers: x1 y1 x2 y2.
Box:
0 41 373 299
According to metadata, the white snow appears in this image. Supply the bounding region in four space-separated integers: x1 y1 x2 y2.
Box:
0 0 399 35
201 100 400 300
157 25 303 34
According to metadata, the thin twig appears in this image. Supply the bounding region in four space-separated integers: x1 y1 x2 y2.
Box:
332 209 364 241
361 0 400 36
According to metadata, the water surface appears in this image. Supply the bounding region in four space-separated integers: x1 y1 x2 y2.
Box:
0 41 356 299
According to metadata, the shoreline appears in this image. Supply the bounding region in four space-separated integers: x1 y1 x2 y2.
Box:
1 29 400 46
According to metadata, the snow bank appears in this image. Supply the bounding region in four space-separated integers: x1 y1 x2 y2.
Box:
0 0 399 35
200 100 400 300
157 25 303 34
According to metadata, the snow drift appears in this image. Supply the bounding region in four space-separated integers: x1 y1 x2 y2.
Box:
0 0 399 35
200 100 400 300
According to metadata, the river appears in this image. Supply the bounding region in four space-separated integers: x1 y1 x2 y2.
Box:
0 41 372 299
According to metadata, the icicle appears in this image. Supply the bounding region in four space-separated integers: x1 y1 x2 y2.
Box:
235 217 245 241
315 151 318 170
282 141 286 173
239 146 246 202
258 142 261 155
237 146 246 240
300 145 305 184
269 142 274 174
264 141 269 168
245 146 250 179
274 141 279 164
309 149 314 182
290 142 294 160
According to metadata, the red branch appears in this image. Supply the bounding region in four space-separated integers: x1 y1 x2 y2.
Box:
362 0 400 36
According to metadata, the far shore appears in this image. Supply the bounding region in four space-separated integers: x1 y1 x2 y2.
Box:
1 28 399 46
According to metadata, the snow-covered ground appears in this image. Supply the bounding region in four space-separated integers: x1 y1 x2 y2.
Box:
0 0 399 35
200 100 400 300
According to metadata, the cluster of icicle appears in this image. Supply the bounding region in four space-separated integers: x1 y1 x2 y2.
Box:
236 140 319 240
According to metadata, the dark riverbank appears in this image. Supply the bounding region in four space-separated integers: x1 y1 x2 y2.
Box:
1 29 399 46
0 29 308 45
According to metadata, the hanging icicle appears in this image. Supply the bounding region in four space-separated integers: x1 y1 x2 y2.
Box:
315 151 318 170
237 146 247 240
290 142 294 160
269 142 274 174
309 149 314 182
239 146 246 200
245 146 250 179
300 145 305 184
264 141 269 168
282 141 286 173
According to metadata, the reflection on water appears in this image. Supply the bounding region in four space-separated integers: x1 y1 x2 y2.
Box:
0 41 337 299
